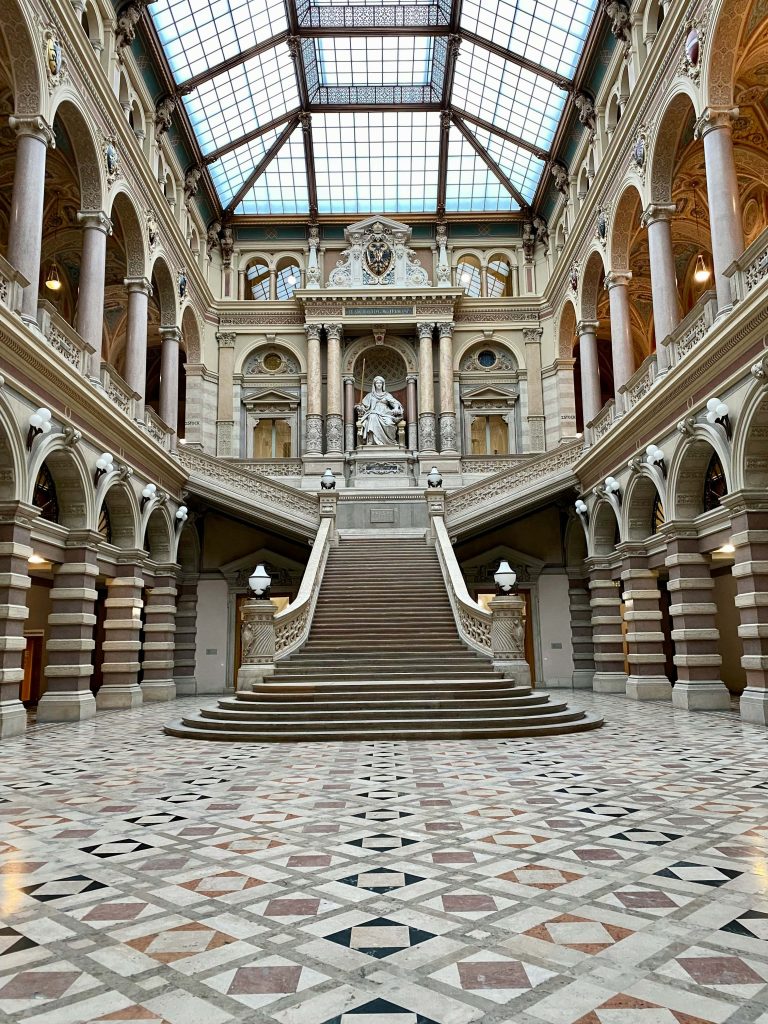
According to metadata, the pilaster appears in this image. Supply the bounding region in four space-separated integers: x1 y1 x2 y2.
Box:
619 546 672 701
0 502 37 738
141 568 178 702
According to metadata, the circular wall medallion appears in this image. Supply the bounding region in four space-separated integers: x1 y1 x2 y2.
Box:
263 352 283 372
478 350 497 368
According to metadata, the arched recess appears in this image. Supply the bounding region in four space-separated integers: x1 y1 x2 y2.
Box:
175 520 200 571
246 257 270 300
565 511 588 568
28 445 92 529
145 255 178 416
485 253 513 297
733 384 768 491
706 0 759 108
558 298 581 430
98 479 140 548
143 505 173 562
589 498 621 557
50 97 104 217
623 471 666 541
103 189 146 376
668 433 731 520
0 396 24 500
579 249 614 409
610 183 654 365
456 254 482 296
275 255 301 299
343 334 418 377
0 0 43 118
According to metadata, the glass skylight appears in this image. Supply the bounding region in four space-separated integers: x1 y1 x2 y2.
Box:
445 127 515 213
296 0 451 30
315 36 433 87
149 0 287 84
312 112 440 214
236 130 309 216
208 129 283 209
473 127 545 204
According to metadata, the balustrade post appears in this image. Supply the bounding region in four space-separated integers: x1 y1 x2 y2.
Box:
238 598 275 690
489 593 531 685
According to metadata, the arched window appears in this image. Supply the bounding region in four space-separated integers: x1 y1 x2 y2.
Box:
456 255 481 297
485 256 512 297
703 452 728 512
275 257 301 300
98 503 112 543
246 258 270 300
33 465 59 523
650 492 665 535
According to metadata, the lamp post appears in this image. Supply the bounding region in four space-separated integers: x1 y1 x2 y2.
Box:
237 563 276 691
489 562 530 685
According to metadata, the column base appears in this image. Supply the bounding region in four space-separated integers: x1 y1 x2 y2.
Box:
0 698 27 738
237 664 274 690
174 677 197 697
592 672 627 693
36 690 97 722
572 669 595 689
671 680 731 711
493 659 531 686
96 684 143 710
625 675 672 701
141 680 176 702
739 686 768 725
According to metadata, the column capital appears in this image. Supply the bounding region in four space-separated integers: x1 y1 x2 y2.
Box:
522 326 543 344
124 276 152 296
305 323 322 342
406 374 417 384
576 319 599 335
77 209 112 234
324 322 343 342
694 106 739 140
215 330 236 348
343 375 355 385
159 325 182 344
604 270 632 290
417 321 435 340
641 203 676 228
437 322 454 339
8 115 54 147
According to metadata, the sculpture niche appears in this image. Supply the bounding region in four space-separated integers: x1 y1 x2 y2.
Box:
356 375 403 447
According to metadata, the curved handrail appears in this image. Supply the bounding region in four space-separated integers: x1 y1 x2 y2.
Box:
274 517 332 660
432 514 492 656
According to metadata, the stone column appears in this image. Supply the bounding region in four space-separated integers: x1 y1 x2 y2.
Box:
123 278 152 417
406 375 418 451
37 534 99 723
577 320 602 427
665 529 730 710
417 322 437 453
269 268 277 301
696 108 745 311
141 567 178 701
343 376 355 451
587 560 626 692
7 116 53 322
324 323 343 454
523 327 545 452
75 211 112 378
159 326 181 444
238 598 275 690
438 323 457 453
568 571 595 688
0 502 36 738
489 593 530 685
642 204 679 370
174 576 198 696
305 324 323 455
620 547 672 700
605 271 635 401
97 562 144 709
215 330 236 456
726 495 768 724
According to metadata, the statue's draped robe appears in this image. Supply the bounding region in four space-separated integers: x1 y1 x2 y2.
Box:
358 388 403 446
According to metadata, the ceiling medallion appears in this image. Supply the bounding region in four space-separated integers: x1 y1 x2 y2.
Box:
365 226 393 277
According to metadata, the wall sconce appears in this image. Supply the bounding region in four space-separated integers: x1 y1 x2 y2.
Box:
27 407 52 449
493 559 517 594
94 451 115 484
575 498 589 524
175 505 188 528
141 482 157 509
248 563 272 597
604 475 621 504
705 398 731 439
427 466 443 488
645 443 666 477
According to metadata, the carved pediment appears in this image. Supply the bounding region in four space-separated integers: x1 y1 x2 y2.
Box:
328 216 431 289
461 384 519 406
242 387 300 411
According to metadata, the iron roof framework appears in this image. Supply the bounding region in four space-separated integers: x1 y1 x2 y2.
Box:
146 0 599 220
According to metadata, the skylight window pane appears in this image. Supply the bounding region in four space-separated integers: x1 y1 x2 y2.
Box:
207 129 282 208
183 43 299 155
452 40 566 150
445 128 514 213
471 126 545 203
148 0 287 83
313 112 440 215
460 0 598 78
315 36 433 87
237 131 309 215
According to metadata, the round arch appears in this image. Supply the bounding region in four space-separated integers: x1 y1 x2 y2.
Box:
27 440 93 529
174 519 200 570
0 0 43 117
453 333 522 371
50 95 104 213
143 504 174 562
107 188 146 279
180 304 202 364
667 429 732 520
342 334 417 377
579 247 607 322
705 0 753 107
609 183 645 273
557 298 578 359
649 87 700 206
149 253 178 328
0 392 25 501
237 339 304 376
589 497 621 557
622 470 666 541
98 477 140 548
732 380 768 491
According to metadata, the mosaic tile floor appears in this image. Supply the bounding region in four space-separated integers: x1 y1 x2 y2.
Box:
1 692 767 1024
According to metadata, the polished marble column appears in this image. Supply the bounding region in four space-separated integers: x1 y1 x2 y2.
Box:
418 322 437 454
159 325 181 446
438 322 457 453
642 204 679 372
696 108 745 311
406 375 418 451
77 210 111 379
123 277 152 417
305 324 323 455
7 116 53 322
577 320 602 427
215 331 236 456
325 323 343 454
605 271 635 400
343 376 355 452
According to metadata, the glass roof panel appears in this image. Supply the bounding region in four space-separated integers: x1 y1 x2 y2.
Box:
183 42 299 155
452 40 566 150
315 36 433 87
236 130 309 215
471 126 545 204
148 0 287 84
460 0 597 78
445 127 516 213
296 0 451 30
207 129 282 208
313 111 440 215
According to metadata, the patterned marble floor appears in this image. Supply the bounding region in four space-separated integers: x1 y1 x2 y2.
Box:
1 692 768 1024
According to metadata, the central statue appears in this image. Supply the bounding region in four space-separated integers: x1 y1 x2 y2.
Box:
356 375 403 446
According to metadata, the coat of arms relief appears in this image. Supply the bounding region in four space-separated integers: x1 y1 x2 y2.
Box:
327 216 431 288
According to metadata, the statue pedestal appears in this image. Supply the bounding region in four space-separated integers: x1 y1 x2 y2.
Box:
348 446 417 489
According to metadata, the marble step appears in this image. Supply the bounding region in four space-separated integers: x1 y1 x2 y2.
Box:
220 694 547 712
236 678 526 698
204 701 559 723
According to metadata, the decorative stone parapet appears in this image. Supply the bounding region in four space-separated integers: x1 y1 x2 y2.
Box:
238 598 276 690
489 594 530 685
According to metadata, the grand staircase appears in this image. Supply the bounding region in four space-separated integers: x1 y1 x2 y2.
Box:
165 537 602 741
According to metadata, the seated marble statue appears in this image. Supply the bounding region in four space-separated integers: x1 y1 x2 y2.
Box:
356 375 404 446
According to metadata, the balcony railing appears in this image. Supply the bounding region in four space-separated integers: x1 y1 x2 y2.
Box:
726 226 768 302
619 353 658 415
144 406 174 451
662 289 718 367
100 362 140 420
37 301 94 376
0 255 27 314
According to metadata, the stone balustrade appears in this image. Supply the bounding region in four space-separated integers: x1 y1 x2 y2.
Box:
585 400 616 446
619 353 659 415
231 459 304 479
274 515 334 659
726 226 768 303
0 254 28 314
662 289 718 367
100 362 141 420
144 406 174 451
37 300 94 377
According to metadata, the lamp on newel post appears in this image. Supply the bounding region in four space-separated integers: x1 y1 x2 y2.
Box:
237 563 276 692
489 561 531 686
